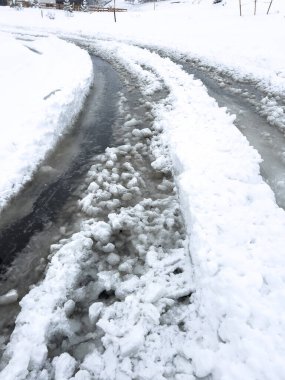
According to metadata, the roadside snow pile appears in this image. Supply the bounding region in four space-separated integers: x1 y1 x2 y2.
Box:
0 32 93 211
0 232 94 380
92 40 285 379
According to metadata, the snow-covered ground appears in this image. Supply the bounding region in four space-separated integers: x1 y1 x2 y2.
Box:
0 32 93 211
1 0 285 379
0 0 285 95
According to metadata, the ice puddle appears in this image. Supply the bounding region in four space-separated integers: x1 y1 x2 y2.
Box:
0 44 193 380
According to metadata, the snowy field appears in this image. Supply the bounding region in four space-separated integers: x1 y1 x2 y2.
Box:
1 0 285 379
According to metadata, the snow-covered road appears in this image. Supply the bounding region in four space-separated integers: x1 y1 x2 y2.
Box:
0 38 192 380
0 53 122 339
1 30 285 379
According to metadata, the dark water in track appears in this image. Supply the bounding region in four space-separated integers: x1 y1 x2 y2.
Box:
0 55 121 272
0 53 124 344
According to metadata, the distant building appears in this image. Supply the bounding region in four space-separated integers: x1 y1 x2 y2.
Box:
0 0 8 5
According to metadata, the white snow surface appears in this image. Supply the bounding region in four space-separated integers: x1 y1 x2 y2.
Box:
0 32 93 211
0 0 285 95
90 40 285 379
1 1 285 379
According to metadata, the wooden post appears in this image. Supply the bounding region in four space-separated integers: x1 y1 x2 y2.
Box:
113 0 116 22
239 0 242 16
267 0 273 15
254 0 257 15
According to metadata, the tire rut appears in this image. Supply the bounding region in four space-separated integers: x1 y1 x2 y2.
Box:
145 46 285 209
0 42 193 380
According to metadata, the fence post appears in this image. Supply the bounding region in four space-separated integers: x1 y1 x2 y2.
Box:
239 0 242 16
267 0 273 14
113 0 116 22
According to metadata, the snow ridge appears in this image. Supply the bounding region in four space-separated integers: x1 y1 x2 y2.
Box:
91 40 285 379
0 33 93 212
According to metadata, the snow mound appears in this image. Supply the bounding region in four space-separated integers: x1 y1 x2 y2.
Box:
0 233 93 380
90 40 285 380
0 32 93 211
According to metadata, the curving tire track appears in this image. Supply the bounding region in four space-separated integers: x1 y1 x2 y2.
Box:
1 37 285 380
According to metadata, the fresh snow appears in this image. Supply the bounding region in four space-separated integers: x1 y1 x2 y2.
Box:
1 1 285 379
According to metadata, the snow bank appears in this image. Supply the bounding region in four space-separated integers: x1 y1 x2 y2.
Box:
0 32 93 211
90 40 285 379
0 232 93 380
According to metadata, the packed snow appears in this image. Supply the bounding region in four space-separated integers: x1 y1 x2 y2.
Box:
1 0 285 379
0 32 93 211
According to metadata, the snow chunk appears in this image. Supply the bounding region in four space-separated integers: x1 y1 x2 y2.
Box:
52 353 77 380
119 325 145 357
90 221 112 244
115 276 140 299
142 283 165 303
81 351 104 378
106 253 120 266
118 260 134 274
72 370 91 380
151 156 171 173
97 271 120 292
132 128 152 138
64 300 76 318
101 243 115 253
89 302 104 325
124 118 141 128
87 182 99 193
